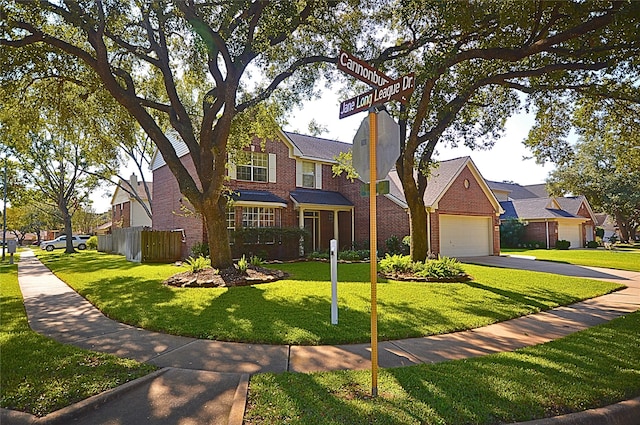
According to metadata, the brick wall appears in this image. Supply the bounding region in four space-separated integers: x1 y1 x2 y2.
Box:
112 202 131 228
152 154 204 258
524 221 558 248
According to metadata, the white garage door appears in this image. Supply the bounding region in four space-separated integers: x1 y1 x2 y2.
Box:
558 224 581 249
439 215 492 257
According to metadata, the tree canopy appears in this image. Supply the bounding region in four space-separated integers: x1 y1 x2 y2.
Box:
1 0 366 267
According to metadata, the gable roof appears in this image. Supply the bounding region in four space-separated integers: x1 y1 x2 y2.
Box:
500 198 591 222
388 156 502 213
281 131 351 163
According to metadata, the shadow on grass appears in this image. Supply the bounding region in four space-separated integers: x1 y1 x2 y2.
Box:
246 313 640 425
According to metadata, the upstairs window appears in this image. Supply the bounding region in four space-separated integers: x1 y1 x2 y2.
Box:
302 161 315 188
237 152 268 182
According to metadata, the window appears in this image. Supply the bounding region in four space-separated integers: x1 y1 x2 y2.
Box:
302 161 315 188
242 207 275 244
236 152 268 182
227 207 235 242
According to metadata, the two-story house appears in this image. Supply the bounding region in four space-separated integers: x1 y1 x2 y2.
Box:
151 130 503 260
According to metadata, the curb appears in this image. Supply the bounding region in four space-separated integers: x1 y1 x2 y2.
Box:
0 368 169 425
514 396 640 425
228 374 250 425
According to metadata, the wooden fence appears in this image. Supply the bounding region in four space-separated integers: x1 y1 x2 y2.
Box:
98 227 182 263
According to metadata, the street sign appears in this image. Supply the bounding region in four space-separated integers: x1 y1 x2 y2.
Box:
338 73 415 119
352 110 401 182
337 50 393 88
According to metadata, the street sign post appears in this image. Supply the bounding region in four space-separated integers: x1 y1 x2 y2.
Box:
337 50 414 398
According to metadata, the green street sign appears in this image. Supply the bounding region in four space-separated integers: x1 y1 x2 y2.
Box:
360 180 390 197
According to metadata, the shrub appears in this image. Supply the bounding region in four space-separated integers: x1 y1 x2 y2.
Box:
500 218 526 248
86 236 98 250
595 227 605 238
185 255 211 273
415 256 464 279
338 250 369 261
249 255 264 266
385 235 409 255
379 254 415 274
191 242 209 258
586 240 599 248
556 240 571 250
307 251 329 260
237 255 249 273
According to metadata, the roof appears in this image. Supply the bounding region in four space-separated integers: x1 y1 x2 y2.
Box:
230 190 287 207
523 184 549 198
486 180 543 199
500 198 584 220
290 188 353 208
282 131 351 162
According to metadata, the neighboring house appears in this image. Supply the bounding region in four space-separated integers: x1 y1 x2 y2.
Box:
489 181 597 249
111 174 153 229
595 213 618 241
151 130 502 259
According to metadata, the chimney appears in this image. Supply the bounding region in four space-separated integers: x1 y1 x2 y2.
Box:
130 173 138 190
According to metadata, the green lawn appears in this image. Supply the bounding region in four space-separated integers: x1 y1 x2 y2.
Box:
34 250 622 345
0 256 156 417
502 248 640 272
245 312 640 425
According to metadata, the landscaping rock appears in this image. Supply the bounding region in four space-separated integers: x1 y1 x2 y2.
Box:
164 265 288 288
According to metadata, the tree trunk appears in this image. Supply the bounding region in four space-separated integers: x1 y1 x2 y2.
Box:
59 198 75 254
614 211 630 242
202 194 234 269
407 198 429 261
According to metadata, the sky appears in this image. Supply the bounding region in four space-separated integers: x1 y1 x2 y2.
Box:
90 92 555 213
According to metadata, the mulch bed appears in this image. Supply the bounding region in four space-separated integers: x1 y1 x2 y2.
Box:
164 265 288 288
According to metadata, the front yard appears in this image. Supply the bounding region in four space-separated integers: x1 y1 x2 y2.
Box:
4 248 638 422
34 250 622 345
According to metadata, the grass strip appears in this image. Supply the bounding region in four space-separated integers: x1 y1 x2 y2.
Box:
34 250 622 345
0 258 157 417
245 311 640 425
502 248 640 272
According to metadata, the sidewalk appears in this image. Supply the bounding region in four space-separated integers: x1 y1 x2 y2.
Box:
3 250 640 424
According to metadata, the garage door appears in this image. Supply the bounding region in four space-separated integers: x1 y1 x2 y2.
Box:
439 215 492 257
558 223 581 249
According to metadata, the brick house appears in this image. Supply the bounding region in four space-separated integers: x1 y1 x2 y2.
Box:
151 130 502 259
489 181 597 249
111 174 153 229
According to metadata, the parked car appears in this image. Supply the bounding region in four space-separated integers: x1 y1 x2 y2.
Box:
40 235 89 251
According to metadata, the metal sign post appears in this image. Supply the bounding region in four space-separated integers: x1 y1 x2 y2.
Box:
337 50 414 398
368 110 379 397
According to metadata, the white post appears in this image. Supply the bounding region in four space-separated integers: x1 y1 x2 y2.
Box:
330 239 338 325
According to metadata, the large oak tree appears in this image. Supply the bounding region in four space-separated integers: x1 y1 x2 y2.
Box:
1 1 361 268
365 0 640 260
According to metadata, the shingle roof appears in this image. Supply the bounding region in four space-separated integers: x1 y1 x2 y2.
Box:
283 131 351 162
500 198 579 220
487 180 542 199
290 188 353 207
230 190 287 206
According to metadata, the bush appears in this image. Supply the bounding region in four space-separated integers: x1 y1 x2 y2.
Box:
595 227 605 238
384 235 409 255
556 240 571 250
307 251 329 260
86 236 98 250
191 242 210 258
415 256 464 279
522 240 545 249
379 254 414 274
500 218 526 248
586 240 599 248
249 255 264 266
338 250 369 261
185 256 211 273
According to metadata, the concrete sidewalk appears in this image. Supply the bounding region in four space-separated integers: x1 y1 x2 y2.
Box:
4 250 640 424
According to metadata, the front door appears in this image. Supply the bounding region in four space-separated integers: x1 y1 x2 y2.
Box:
304 211 320 253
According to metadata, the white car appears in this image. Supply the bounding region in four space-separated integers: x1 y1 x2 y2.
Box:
40 235 89 251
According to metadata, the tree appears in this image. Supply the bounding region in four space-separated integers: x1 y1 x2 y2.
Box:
365 0 640 260
1 1 363 269
1 78 118 253
537 98 640 242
